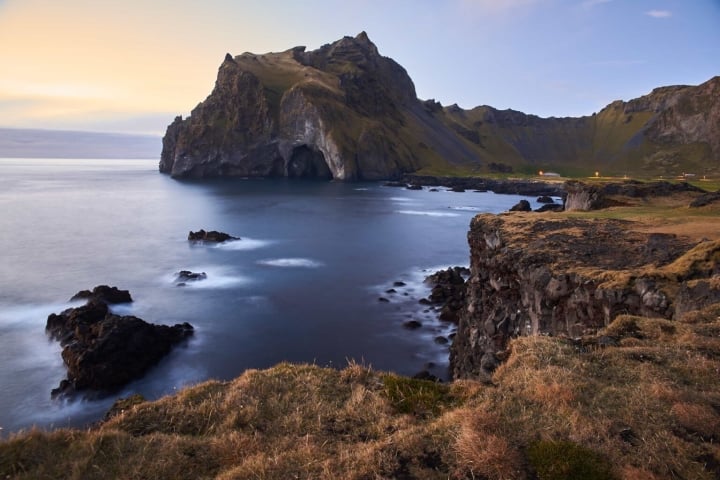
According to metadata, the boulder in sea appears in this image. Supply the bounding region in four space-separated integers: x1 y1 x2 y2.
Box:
188 229 239 243
176 270 208 282
403 320 423 329
537 195 555 204
509 199 532 212
46 287 194 397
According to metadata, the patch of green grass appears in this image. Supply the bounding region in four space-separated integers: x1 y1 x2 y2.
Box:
382 374 452 417
527 440 617 480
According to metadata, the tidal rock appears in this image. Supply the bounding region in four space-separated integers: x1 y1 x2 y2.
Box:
403 320 423 329
406 184 423 190
535 203 564 213
509 199 531 212
176 270 207 282
537 195 555 203
46 289 194 397
422 267 468 324
188 229 239 242
70 285 132 304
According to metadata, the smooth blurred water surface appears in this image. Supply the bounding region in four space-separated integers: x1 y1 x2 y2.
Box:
0 158 542 434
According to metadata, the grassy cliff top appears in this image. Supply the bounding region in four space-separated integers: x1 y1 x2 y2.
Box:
3 303 720 479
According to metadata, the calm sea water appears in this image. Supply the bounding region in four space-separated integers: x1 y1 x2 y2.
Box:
0 158 544 435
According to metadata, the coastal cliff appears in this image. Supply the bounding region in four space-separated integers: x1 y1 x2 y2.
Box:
451 212 720 379
159 32 478 180
160 32 720 180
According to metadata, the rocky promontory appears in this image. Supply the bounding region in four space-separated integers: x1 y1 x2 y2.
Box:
160 32 479 180
160 33 719 180
46 287 194 396
450 212 720 379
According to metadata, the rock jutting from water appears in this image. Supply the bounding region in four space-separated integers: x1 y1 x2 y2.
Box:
188 229 239 243
46 287 194 397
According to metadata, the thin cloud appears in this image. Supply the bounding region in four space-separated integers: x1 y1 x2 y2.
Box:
646 9 672 18
581 0 612 9
460 0 543 13
586 60 647 67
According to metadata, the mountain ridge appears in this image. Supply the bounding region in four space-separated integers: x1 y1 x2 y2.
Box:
160 33 719 180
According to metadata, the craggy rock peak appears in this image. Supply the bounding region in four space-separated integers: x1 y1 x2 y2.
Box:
161 31 720 179
450 214 720 380
160 32 479 180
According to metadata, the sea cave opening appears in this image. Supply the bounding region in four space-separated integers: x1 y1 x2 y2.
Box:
287 145 333 179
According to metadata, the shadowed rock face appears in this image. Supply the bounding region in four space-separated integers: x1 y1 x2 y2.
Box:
450 214 720 380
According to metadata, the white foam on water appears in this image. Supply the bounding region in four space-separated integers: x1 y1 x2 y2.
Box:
353 188 370 191
389 196 415 203
166 267 249 289
0 302 80 330
213 237 273 251
256 258 323 268
396 210 461 217
448 205 485 212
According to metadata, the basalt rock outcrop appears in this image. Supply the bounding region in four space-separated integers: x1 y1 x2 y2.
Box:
46 287 194 396
450 214 720 380
161 32 719 180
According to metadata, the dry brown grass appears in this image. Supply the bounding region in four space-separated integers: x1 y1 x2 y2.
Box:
3 306 720 479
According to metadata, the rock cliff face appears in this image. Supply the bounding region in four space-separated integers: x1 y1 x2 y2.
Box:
450 214 720 379
160 32 479 180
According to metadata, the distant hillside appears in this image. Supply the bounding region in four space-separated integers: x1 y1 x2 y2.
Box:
0 128 161 159
160 32 719 180
439 77 720 177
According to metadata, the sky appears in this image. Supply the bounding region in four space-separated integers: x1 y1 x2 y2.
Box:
0 0 718 136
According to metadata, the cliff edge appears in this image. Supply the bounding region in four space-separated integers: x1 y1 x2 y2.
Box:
451 207 720 379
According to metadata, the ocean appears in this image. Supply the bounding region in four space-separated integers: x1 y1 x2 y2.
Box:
0 158 545 435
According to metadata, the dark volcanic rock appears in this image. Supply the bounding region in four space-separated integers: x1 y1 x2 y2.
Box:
402 175 565 197
70 285 132 304
509 199 532 212
176 270 208 282
422 267 468 324
537 195 554 203
690 191 720 207
188 229 239 243
46 290 194 397
403 320 423 329
535 203 564 213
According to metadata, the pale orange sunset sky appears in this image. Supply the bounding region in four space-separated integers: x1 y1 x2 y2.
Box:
1 0 718 135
